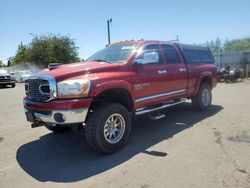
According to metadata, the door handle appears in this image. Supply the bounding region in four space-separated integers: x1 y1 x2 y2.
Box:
158 70 167 74
179 68 187 72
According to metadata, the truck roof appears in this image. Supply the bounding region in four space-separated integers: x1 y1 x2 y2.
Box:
180 44 210 51
108 40 212 53
139 40 212 51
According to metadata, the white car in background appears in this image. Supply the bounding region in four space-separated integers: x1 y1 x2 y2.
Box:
20 71 33 82
14 70 33 82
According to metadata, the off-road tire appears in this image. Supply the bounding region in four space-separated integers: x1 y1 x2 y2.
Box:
85 103 131 154
192 83 212 111
45 124 71 133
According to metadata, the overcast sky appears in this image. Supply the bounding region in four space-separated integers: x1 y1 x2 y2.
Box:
1 0 250 62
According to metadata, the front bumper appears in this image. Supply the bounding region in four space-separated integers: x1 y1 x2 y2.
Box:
0 80 15 84
25 108 88 125
24 97 92 125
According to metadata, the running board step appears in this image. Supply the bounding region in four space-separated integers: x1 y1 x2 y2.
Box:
148 112 166 120
135 99 186 115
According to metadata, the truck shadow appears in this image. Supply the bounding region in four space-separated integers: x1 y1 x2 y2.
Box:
16 103 223 182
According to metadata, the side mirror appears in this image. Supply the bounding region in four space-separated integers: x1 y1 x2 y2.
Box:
135 51 159 65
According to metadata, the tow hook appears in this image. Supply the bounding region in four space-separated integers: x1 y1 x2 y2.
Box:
31 122 46 128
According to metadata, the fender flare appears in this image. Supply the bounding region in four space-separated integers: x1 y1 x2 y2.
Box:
90 80 133 98
194 72 212 95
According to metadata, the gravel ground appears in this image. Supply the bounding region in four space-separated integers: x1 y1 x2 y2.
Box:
0 81 250 188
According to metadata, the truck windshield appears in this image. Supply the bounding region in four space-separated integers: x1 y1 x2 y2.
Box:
86 43 136 64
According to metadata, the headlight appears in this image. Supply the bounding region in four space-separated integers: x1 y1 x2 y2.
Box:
57 79 91 98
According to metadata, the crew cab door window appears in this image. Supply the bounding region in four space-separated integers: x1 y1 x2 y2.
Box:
161 44 180 64
135 44 163 65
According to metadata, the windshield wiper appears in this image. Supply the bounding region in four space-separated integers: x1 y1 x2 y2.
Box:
92 59 112 64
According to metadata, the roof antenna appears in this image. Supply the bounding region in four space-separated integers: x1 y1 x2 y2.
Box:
166 35 180 44
176 35 180 44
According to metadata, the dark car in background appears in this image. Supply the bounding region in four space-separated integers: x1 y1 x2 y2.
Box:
0 69 16 88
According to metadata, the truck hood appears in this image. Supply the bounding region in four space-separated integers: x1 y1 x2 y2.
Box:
0 73 10 76
39 61 122 81
0 70 10 76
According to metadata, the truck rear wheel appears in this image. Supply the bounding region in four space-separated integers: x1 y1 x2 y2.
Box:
192 83 212 111
85 103 131 153
45 124 71 133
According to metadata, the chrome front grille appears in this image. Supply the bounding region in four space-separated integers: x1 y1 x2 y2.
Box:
25 79 51 102
25 74 57 102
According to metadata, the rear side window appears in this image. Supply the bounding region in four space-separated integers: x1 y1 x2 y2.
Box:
183 49 213 64
161 44 180 64
199 50 212 62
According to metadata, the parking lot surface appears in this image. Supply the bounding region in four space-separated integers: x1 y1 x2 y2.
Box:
0 81 250 188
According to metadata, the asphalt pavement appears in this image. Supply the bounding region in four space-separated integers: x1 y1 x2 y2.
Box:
0 81 250 188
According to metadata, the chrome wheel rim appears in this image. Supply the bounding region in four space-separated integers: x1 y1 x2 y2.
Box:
103 113 126 144
202 88 210 106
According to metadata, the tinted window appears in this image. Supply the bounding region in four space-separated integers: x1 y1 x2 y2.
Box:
184 49 199 63
136 44 163 64
183 49 213 64
199 50 212 61
161 44 180 64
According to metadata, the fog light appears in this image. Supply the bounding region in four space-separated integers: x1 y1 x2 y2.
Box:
54 113 65 123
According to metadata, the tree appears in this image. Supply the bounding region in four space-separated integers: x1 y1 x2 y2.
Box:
208 40 215 52
12 42 31 65
7 60 11 67
207 38 223 53
0 60 6 68
215 38 222 52
12 34 80 67
224 37 250 51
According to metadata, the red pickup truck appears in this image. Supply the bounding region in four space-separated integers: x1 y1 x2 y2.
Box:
24 40 217 153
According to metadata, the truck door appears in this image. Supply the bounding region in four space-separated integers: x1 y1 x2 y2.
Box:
132 43 170 109
160 43 188 100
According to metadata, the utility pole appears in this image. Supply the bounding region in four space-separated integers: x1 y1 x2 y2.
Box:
107 18 112 45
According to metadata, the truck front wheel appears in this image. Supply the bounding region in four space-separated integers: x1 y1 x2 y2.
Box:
85 103 131 153
192 83 212 111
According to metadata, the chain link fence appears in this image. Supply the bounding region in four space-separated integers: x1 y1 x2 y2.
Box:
213 51 250 74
